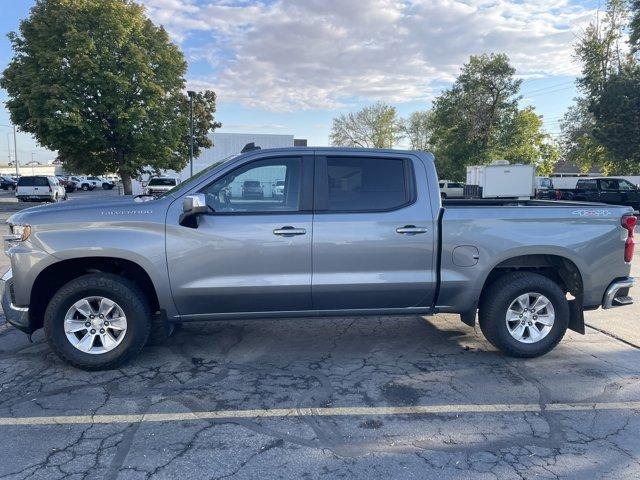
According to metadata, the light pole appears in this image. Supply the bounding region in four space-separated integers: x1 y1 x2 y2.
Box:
1 124 19 177
13 125 19 177
187 90 195 178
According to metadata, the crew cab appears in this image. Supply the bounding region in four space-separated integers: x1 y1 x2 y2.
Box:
2 148 635 370
557 177 640 211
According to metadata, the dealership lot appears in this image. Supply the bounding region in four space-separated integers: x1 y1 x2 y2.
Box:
0 193 639 479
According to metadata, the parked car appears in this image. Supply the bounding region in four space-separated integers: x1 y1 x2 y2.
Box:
1 148 635 369
84 176 114 190
145 177 178 196
241 180 263 199
0 176 17 191
438 180 464 198
15 175 66 202
56 176 77 193
272 180 285 198
556 177 640 211
68 176 96 191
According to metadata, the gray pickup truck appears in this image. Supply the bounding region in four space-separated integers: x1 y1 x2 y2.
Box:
2 148 636 370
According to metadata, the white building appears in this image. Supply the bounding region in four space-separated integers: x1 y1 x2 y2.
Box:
131 132 306 195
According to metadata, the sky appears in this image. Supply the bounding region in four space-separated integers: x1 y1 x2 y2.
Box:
0 0 602 165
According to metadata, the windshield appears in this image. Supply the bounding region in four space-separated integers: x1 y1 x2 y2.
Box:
148 178 176 186
158 153 241 198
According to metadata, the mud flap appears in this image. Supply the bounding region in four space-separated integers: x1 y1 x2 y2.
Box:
460 309 477 327
568 299 585 334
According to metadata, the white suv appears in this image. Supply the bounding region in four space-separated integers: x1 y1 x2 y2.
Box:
68 176 96 191
16 176 66 202
438 180 465 199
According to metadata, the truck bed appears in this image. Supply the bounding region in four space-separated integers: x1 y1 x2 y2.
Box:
442 198 602 208
436 198 633 314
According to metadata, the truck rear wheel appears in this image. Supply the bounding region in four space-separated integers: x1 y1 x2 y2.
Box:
44 274 151 370
478 272 569 358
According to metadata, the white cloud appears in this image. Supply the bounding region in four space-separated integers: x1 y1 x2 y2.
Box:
141 0 596 111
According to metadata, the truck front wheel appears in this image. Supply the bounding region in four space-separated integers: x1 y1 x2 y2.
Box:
478 272 569 358
44 273 151 370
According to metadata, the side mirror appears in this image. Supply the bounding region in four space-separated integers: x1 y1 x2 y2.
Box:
179 193 209 227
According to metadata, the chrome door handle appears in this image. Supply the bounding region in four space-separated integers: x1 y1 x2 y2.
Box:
273 226 306 236
396 225 428 235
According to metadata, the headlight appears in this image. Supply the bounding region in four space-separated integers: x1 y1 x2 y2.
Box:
5 224 31 242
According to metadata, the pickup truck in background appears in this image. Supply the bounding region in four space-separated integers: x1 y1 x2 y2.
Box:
1 148 636 370
557 177 640 211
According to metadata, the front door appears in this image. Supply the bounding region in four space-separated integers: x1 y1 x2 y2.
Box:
166 155 314 317
311 154 437 310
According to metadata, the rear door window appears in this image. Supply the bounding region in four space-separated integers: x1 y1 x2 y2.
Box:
322 156 411 212
18 177 35 187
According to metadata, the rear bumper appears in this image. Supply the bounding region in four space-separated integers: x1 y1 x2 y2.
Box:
602 277 634 309
0 269 31 333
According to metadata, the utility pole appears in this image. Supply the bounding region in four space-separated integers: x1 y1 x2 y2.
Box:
6 133 11 170
12 125 19 177
187 90 195 178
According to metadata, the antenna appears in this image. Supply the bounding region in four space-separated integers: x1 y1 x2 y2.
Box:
241 142 261 153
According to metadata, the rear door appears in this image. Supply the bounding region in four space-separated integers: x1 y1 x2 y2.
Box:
598 179 624 205
312 153 437 310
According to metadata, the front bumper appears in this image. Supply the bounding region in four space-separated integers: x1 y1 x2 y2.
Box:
602 277 634 309
0 269 31 333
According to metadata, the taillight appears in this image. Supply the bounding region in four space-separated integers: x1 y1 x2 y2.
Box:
555 189 561 200
622 215 637 262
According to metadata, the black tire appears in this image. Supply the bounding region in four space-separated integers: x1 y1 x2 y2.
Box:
44 273 152 370
81 184 89 191
478 272 569 358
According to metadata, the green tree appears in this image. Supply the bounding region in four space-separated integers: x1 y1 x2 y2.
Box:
629 0 640 52
399 110 433 151
329 102 402 148
429 54 557 179
559 98 612 173
575 0 628 96
569 0 640 174
1 0 221 194
592 67 640 173
497 107 559 175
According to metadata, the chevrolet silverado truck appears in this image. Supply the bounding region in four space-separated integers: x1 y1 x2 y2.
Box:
1 148 636 370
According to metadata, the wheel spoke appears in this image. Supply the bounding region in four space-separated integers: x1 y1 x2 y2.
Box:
531 295 549 313
527 324 543 342
100 332 118 350
510 323 526 340
535 314 553 326
64 319 88 334
516 294 530 311
506 310 521 323
108 317 127 331
98 298 116 317
73 299 93 318
76 332 96 353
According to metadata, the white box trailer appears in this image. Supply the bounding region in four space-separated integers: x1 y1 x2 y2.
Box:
465 162 535 199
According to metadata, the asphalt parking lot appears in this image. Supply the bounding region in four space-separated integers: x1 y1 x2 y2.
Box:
0 189 639 479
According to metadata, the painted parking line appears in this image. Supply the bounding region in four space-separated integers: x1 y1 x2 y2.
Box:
1 401 639 427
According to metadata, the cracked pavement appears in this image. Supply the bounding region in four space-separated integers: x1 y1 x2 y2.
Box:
0 314 639 479
0 191 639 479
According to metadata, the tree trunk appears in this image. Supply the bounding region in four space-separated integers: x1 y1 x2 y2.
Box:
121 173 133 195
